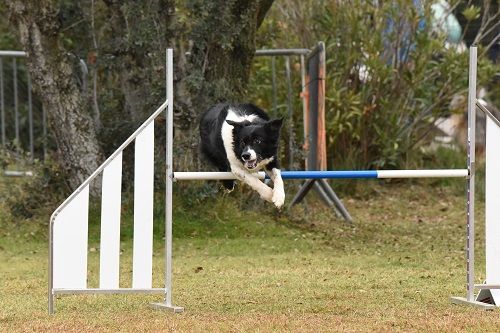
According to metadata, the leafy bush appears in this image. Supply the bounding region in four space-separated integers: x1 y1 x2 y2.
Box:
0 151 67 220
251 0 498 170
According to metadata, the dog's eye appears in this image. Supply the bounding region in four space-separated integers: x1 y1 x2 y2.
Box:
254 139 261 144
240 141 245 148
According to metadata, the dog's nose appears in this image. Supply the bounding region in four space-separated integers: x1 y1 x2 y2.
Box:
241 152 251 161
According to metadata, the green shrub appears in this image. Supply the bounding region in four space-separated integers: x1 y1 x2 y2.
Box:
251 0 498 171
0 152 67 221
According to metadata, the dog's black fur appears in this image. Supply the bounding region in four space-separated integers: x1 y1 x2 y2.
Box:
199 103 284 206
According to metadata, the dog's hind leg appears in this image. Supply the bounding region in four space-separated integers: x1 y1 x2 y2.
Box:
265 167 285 209
222 180 235 192
217 166 234 191
212 160 234 191
231 167 273 203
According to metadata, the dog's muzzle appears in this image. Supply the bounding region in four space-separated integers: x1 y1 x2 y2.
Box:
244 159 258 169
242 151 258 170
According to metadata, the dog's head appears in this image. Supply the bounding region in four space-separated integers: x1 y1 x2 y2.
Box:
226 118 283 170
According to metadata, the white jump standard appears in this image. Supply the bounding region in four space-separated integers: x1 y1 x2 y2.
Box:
48 46 500 313
450 47 500 310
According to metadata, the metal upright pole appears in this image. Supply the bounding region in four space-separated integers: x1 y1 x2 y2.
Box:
300 54 307 143
165 48 174 308
13 58 19 146
271 57 277 117
151 48 183 312
466 46 477 302
28 72 34 160
450 45 491 309
42 105 47 160
285 56 294 169
0 58 5 146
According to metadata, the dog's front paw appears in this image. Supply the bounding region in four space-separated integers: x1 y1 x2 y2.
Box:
272 188 285 209
260 187 274 203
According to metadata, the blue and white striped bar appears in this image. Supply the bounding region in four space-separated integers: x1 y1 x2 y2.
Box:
173 169 468 180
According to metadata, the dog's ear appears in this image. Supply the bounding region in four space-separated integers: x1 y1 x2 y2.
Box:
226 120 242 128
266 118 283 132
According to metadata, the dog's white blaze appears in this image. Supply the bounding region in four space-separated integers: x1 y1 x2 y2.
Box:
247 149 257 161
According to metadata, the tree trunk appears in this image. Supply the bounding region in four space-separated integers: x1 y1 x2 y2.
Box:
98 0 176 123
175 0 275 170
94 0 274 170
8 0 103 193
177 0 274 119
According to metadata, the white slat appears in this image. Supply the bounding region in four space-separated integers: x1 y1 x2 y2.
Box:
132 122 155 288
53 185 89 288
486 117 500 304
99 152 123 288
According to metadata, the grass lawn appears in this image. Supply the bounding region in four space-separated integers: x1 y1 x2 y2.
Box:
1 178 500 332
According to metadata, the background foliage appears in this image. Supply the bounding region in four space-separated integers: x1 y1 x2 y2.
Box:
0 0 498 218
250 0 498 171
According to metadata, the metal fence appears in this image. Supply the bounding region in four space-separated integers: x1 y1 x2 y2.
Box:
0 50 46 163
254 48 308 170
254 44 352 222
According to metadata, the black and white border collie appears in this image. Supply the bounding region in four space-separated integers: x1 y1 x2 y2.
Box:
199 103 285 208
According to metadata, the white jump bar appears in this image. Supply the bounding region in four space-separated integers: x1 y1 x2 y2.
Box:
173 171 266 180
172 169 469 180
377 169 469 178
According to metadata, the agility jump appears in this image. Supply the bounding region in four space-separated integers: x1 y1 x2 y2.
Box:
48 46 500 313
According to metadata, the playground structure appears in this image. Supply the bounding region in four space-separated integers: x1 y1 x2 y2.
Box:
48 46 500 314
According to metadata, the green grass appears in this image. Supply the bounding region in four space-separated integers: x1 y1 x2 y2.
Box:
1 178 499 332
